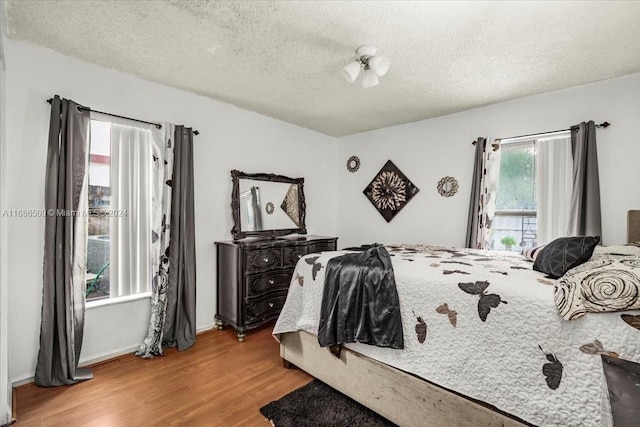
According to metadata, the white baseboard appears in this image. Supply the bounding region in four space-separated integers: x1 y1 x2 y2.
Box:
78 345 141 368
11 343 139 388
10 375 33 388
196 322 215 334
11 320 216 388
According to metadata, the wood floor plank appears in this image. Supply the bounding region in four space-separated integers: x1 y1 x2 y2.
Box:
15 325 311 426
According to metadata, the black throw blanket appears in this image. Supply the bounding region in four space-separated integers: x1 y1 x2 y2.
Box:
317 244 404 349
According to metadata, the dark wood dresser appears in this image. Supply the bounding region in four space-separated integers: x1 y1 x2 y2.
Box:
215 235 337 341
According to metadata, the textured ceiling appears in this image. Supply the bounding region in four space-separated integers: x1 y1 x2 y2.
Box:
5 1 640 137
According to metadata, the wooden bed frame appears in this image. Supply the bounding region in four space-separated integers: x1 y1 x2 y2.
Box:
279 211 640 426
280 331 528 427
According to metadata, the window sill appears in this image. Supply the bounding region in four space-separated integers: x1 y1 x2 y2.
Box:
86 292 151 309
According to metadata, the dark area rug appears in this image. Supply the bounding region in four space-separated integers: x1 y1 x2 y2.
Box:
259 379 397 427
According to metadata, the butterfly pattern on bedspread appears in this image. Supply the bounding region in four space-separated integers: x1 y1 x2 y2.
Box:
580 339 619 358
435 303 457 327
274 243 640 427
458 281 507 322
621 314 640 330
539 345 563 390
413 311 427 343
304 256 323 280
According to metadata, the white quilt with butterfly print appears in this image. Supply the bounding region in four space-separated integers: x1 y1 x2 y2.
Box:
273 245 640 427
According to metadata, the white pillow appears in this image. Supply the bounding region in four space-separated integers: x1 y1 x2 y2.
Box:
522 245 546 262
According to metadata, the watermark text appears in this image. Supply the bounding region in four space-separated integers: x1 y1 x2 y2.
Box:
1 209 128 218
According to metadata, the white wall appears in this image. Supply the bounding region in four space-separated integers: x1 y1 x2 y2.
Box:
336 74 640 249
4 39 338 382
0 1 11 421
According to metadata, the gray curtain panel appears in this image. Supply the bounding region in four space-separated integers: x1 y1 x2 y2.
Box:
465 137 485 248
162 126 197 351
35 96 93 386
569 121 602 237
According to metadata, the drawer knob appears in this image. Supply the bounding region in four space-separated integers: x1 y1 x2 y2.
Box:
268 279 275 285
268 302 274 308
263 257 269 263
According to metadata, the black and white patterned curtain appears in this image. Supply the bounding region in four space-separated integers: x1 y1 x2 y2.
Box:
136 125 196 357
466 137 501 249
136 124 175 358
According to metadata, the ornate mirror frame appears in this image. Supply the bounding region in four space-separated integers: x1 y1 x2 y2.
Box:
230 170 307 240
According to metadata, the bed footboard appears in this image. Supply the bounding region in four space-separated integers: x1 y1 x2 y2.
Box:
279 331 528 427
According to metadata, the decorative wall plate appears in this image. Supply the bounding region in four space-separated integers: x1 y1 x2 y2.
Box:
265 202 274 214
437 176 459 197
347 155 361 173
363 160 419 222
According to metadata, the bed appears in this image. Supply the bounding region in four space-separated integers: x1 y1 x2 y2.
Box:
274 213 640 427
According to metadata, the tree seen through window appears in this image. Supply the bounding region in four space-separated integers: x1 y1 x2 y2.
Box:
495 141 536 211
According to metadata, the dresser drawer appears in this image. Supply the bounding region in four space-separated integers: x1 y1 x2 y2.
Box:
307 241 336 255
283 245 308 267
216 236 337 341
246 270 292 296
244 291 288 325
245 248 282 272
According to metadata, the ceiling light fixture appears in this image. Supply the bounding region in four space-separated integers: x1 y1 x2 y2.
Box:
341 46 390 88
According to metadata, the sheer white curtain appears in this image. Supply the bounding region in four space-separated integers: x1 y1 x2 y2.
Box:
110 124 153 297
536 135 573 245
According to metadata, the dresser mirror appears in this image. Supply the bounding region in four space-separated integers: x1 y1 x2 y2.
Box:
231 170 307 240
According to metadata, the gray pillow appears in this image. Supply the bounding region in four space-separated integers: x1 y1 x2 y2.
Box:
533 236 600 279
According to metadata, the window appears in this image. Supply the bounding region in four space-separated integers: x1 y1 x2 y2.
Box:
493 139 537 251
493 132 573 251
86 119 153 301
87 120 112 300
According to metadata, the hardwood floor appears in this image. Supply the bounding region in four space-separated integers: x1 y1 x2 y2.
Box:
15 325 312 426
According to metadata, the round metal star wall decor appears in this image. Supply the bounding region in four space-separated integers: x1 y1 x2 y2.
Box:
437 176 459 197
347 155 361 173
265 202 275 214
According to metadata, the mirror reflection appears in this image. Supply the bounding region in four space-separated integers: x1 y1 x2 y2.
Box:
238 179 301 231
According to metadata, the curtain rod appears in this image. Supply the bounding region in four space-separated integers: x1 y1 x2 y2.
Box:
46 98 200 135
472 121 610 145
